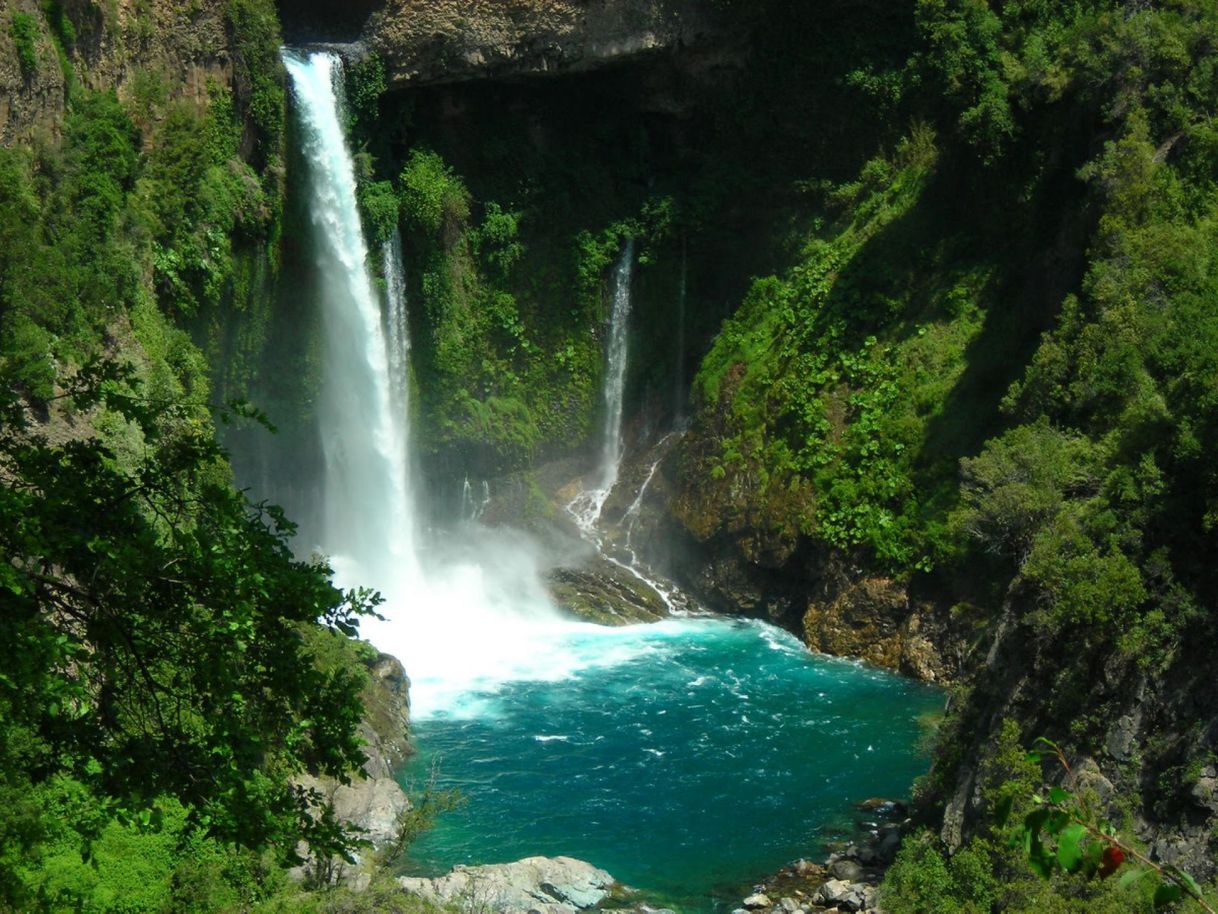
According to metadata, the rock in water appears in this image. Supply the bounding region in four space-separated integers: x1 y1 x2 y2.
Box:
397 856 615 914
546 560 668 625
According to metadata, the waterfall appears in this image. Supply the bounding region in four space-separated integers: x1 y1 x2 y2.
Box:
461 477 491 521
600 238 635 491
281 49 417 593
384 230 412 425
284 49 635 718
674 236 687 419
383 228 418 566
568 238 635 532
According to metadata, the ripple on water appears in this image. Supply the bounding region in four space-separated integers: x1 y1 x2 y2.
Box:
402 618 942 907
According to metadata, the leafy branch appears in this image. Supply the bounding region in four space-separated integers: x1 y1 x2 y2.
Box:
999 738 1214 912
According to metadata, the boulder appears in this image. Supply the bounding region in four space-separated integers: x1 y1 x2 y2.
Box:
877 830 903 864
742 893 772 909
814 880 870 912
546 560 668 625
397 856 615 914
829 859 864 882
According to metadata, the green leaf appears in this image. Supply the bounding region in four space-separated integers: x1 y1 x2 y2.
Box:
1166 867 1202 898
1119 866 1152 889
1056 823 1087 872
1048 786 1070 805
1047 809 1070 834
1153 884 1183 909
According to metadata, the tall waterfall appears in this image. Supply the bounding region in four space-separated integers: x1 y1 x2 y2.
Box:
568 239 635 532
282 49 417 593
283 49 632 718
278 51 940 906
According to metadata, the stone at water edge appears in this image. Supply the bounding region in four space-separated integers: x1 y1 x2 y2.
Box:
813 879 872 913
742 893 772 909
828 858 864 882
397 856 615 914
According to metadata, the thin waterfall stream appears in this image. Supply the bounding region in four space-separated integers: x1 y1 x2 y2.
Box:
567 238 637 535
277 48 942 910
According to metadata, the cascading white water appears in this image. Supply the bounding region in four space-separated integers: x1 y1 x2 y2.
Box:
460 477 492 521
284 50 660 719
384 231 412 425
382 228 418 567
282 49 416 593
279 51 940 902
600 238 635 488
568 239 635 532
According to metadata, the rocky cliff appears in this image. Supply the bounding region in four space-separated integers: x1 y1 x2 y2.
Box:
297 652 413 848
364 0 727 88
0 0 242 144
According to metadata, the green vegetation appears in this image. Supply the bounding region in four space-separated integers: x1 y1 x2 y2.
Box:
0 6 406 910
10 11 39 76
226 0 285 165
4 0 1218 908
41 1 76 51
665 0 1218 904
0 362 378 908
339 59 700 480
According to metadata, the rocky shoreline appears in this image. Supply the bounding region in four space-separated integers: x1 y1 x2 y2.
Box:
380 797 911 914
726 799 910 914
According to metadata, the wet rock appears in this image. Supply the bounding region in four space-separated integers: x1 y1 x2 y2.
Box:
829 859 864 882
877 830 902 863
778 896 801 912
814 880 870 913
742 893 772 909
398 856 615 914
793 859 824 877
814 880 850 906
546 558 668 625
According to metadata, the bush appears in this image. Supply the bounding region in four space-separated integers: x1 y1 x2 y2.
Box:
359 179 400 247
399 149 470 239
10 12 38 76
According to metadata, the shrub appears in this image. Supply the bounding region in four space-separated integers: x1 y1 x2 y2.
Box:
399 149 470 239
10 12 39 76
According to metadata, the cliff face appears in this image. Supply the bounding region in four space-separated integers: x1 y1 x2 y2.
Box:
364 0 727 88
297 653 413 848
0 0 237 144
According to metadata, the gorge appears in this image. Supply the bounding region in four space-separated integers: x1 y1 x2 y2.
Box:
277 47 941 907
3 0 1218 912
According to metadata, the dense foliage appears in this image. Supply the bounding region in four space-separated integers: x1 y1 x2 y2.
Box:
343 70 683 478
0 3 397 910
670 0 1218 906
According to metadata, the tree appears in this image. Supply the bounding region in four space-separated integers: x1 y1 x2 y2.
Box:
0 360 379 898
